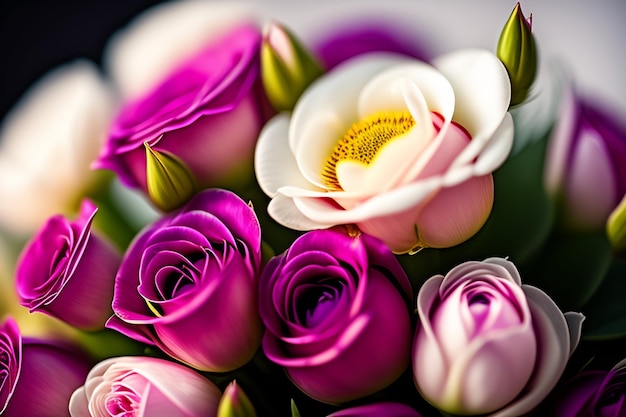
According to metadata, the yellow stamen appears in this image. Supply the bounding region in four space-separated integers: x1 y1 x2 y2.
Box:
322 111 414 190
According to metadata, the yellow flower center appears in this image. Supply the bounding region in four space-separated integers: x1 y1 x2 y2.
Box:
322 111 415 191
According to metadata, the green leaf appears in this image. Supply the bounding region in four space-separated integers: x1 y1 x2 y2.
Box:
580 259 626 340
523 229 612 311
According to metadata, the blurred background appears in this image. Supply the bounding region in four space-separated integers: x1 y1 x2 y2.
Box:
0 0 625 123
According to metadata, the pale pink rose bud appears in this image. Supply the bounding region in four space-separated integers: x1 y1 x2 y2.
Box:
69 356 221 417
413 257 584 416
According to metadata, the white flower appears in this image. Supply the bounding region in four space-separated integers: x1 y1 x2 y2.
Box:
255 49 514 253
0 61 114 235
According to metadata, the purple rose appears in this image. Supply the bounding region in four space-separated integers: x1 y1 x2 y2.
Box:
553 358 626 417
15 199 121 330
259 228 413 404
0 317 91 417
69 356 221 417
327 402 423 417
544 81 626 231
313 20 430 70
95 24 272 195
413 257 584 416
107 189 263 372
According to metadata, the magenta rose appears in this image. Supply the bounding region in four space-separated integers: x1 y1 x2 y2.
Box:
69 356 222 417
259 228 413 404
107 189 263 372
15 199 121 330
544 82 626 232
413 257 584 416
327 402 423 417
313 20 430 70
553 358 626 417
0 317 91 417
94 24 271 195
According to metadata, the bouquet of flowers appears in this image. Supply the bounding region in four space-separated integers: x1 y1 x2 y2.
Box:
0 1 625 416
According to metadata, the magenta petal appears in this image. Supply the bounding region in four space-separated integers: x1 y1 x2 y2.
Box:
259 229 412 404
15 199 120 330
108 189 262 372
327 401 423 417
313 20 430 70
0 319 21 414
95 24 269 192
8 342 90 417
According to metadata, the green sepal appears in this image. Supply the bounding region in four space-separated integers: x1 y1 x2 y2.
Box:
217 381 257 417
607 194 626 254
144 142 197 212
261 22 324 112
291 399 301 417
497 2 538 106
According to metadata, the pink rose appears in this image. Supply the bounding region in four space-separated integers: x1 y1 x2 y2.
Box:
69 356 221 417
413 257 584 416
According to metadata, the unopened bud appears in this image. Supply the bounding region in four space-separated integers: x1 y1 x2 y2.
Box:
144 141 196 211
261 21 324 112
497 2 537 106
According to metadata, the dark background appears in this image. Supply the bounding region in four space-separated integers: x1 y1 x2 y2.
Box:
0 0 170 124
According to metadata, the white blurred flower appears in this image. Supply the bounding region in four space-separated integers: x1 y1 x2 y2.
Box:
0 60 114 235
104 0 259 99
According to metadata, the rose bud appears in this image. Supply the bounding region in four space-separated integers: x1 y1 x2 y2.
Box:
107 189 263 372
261 21 324 112
217 381 257 417
496 2 537 106
0 317 91 417
326 402 423 417
95 23 272 206
553 358 626 417
69 356 221 417
259 228 413 404
15 199 121 331
544 79 626 232
413 257 584 416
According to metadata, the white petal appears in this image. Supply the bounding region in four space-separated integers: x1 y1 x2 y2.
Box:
358 61 456 121
267 194 335 231
433 49 511 169
353 80 441 191
105 0 258 99
482 258 523 287
292 110 351 189
254 114 316 197
289 53 409 188
471 113 515 176
291 176 442 224
335 123 428 194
